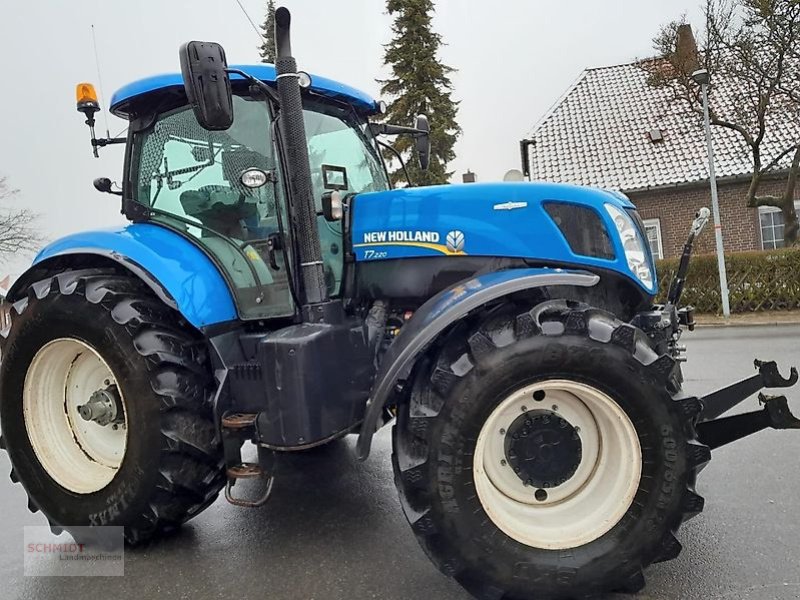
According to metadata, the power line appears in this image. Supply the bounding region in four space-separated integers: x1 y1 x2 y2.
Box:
232 0 263 42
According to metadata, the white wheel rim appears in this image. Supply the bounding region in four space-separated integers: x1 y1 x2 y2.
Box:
473 379 641 550
23 338 128 494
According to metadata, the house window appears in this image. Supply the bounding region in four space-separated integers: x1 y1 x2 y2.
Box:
759 201 800 250
643 218 663 260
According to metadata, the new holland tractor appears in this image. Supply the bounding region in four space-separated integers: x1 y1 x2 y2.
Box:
2 7 799 599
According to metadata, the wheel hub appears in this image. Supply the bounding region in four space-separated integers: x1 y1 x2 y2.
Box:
504 410 582 489
77 385 124 427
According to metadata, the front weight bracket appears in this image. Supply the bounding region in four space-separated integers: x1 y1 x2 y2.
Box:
697 359 798 423
697 393 800 450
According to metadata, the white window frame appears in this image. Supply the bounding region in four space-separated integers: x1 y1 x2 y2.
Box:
758 200 800 250
643 218 664 260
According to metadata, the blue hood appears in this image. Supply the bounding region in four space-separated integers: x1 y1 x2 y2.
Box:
350 181 655 294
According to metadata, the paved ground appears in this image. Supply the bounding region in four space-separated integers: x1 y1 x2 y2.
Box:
2 325 800 599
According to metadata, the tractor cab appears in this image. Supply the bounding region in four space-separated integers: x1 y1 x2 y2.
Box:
106 65 391 320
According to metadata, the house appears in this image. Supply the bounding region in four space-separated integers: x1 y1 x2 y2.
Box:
525 61 800 259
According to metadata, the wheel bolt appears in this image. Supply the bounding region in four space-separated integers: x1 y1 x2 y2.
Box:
499 428 506 435
520 405 528 412
535 489 548 502
500 459 507 466
552 405 558 411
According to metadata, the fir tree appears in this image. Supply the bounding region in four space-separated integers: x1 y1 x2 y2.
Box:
258 0 277 64
379 0 461 186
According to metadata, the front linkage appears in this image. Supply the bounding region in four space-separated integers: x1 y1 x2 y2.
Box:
635 207 800 452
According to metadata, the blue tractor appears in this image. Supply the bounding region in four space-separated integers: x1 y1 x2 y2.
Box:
2 8 799 599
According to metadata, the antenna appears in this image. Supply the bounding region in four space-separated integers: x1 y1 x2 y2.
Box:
91 24 111 137
233 0 264 42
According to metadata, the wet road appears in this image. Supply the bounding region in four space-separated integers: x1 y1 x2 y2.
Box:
2 325 800 599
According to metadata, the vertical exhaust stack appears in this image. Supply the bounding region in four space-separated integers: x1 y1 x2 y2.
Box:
274 7 328 306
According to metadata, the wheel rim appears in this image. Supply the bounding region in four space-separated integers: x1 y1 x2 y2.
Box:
473 379 641 550
23 338 128 494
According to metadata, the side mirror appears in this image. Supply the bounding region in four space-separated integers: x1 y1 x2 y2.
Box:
414 114 431 171
93 177 122 196
179 41 234 131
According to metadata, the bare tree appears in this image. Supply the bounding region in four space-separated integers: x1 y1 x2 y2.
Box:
0 177 43 257
647 0 800 243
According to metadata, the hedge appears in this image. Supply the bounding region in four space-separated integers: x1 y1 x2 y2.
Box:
655 248 800 314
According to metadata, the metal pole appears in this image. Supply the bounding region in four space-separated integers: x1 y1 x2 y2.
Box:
700 82 731 317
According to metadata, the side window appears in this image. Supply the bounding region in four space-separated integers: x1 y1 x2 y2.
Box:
302 105 388 296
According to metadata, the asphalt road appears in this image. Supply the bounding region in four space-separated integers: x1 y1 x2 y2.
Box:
2 325 800 600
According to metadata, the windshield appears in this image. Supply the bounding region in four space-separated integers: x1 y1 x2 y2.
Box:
303 100 390 294
131 95 293 320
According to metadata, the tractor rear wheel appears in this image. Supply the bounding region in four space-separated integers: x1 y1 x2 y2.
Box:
392 300 709 599
0 269 225 544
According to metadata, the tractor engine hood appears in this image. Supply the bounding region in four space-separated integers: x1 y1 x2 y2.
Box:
349 181 655 295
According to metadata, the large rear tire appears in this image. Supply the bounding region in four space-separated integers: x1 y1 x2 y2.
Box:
392 300 709 599
0 270 225 544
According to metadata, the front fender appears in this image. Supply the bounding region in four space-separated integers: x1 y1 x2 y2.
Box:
9 223 237 329
355 267 599 459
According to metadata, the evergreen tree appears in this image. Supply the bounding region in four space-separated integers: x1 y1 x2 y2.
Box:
258 0 277 64
379 0 461 186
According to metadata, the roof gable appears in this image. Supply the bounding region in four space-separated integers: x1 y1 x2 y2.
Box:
528 62 800 191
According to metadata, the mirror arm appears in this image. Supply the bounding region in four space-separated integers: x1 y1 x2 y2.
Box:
225 68 281 105
92 137 126 148
369 123 425 137
376 139 414 188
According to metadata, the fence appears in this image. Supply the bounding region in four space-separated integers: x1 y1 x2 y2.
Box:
656 248 800 314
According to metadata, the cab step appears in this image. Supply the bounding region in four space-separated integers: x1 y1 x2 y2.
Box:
224 462 274 508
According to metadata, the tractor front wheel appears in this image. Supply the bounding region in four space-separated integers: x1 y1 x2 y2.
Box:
0 270 225 544
392 301 709 599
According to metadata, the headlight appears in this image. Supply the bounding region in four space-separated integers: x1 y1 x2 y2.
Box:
604 204 654 291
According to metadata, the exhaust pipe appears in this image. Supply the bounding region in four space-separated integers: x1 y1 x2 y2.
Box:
274 7 328 306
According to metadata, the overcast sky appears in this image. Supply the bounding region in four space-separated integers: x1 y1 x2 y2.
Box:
0 0 703 280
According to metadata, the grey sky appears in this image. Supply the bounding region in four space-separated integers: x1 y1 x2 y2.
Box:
0 0 702 281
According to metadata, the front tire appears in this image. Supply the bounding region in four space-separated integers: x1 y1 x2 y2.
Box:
0 270 225 544
392 301 709 599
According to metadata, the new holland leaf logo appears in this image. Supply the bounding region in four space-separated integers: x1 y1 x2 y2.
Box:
446 230 465 253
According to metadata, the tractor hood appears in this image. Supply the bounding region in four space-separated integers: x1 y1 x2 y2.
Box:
350 181 655 294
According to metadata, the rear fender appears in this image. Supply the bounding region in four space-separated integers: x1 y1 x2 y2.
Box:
7 223 237 329
355 268 600 459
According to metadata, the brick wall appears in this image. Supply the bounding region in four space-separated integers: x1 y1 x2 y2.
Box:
627 178 798 259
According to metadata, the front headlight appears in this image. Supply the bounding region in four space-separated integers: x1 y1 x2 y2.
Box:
604 204 654 291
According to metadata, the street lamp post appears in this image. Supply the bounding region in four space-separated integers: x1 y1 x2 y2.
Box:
692 68 731 318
